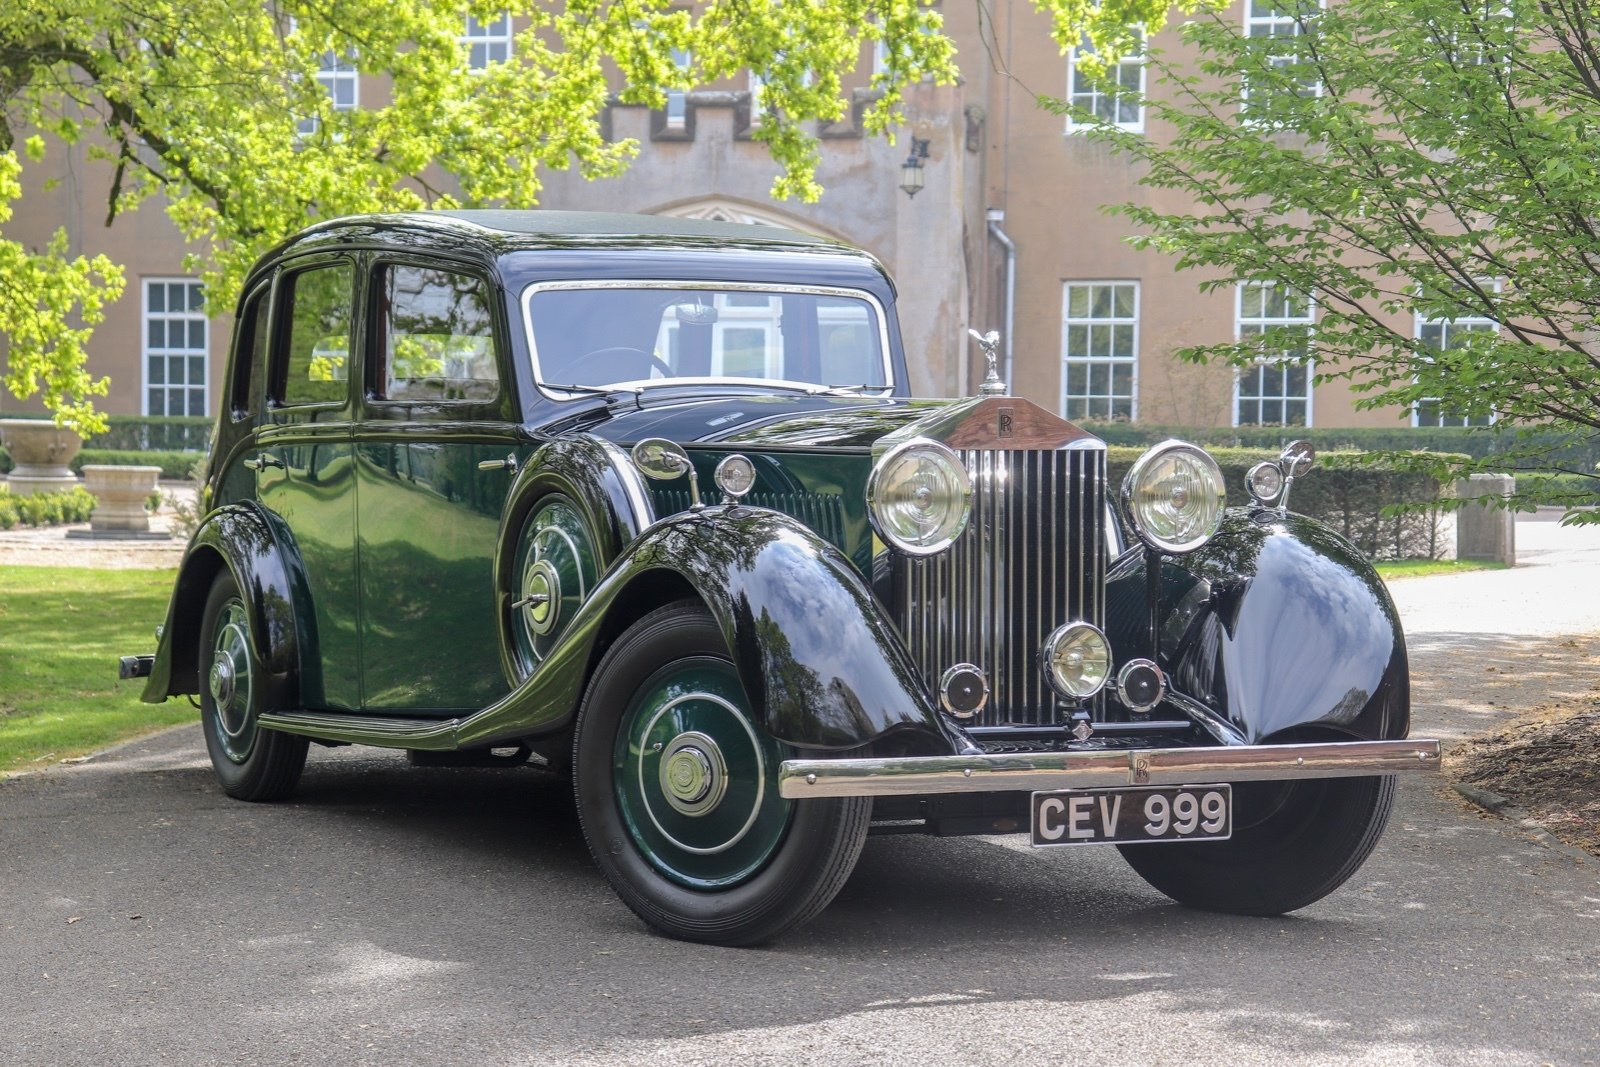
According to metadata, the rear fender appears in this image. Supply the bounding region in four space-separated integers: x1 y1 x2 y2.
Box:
141 503 309 713
1105 510 1409 744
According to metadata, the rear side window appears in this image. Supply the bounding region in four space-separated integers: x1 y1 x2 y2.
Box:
276 263 354 407
230 285 270 419
377 265 499 403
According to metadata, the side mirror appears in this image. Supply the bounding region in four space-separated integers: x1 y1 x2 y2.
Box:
632 437 701 508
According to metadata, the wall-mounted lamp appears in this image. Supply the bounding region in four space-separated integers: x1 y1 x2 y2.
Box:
899 138 931 199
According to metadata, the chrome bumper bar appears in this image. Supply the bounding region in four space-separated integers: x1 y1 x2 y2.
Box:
777 739 1441 800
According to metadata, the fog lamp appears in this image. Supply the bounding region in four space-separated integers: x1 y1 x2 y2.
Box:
1043 622 1111 701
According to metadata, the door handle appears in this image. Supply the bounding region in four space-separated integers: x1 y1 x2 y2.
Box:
477 453 519 474
244 453 285 471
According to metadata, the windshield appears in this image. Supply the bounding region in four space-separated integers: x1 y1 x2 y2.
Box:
522 283 891 394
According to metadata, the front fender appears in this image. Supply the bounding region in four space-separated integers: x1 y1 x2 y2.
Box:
141 503 308 713
460 505 961 754
1106 510 1409 744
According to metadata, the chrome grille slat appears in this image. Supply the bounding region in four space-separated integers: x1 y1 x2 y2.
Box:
892 447 1105 728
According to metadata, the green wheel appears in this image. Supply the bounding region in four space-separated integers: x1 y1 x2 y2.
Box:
199 570 308 802
509 494 599 680
574 601 870 945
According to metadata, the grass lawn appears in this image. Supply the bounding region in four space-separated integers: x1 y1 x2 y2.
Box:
0 566 193 777
1374 558 1511 580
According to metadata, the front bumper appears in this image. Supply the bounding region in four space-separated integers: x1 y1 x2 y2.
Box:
778 738 1441 800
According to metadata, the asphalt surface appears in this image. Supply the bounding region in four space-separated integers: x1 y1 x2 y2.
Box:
3 522 1598 1066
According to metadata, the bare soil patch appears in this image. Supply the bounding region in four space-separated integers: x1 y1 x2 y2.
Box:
1446 699 1600 859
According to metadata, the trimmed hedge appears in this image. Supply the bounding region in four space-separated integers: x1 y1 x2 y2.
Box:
0 412 211 452
1084 421 1600 474
0 485 97 530
1106 446 1455 560
0 448 198 480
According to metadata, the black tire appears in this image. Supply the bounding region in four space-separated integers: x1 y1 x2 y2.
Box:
198 570 309 802
1119 774 1396 916
573 601 870 946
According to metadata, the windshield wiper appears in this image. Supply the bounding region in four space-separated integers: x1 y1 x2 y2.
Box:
806 384 896 396
544 383 646 409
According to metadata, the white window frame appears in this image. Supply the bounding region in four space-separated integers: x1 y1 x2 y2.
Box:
141 277 208 417
1412 296 1500 427
1233 280 1315 427
1241 0 1324 117
460 13 514 71
664 47 691 129
748 70 766 127
1064 32 1146 134
1060 281 1140 422
297 49 359 137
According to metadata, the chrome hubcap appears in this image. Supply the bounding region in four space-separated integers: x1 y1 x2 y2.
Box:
522 559 560 635
208 656 235 708
657 731 728 817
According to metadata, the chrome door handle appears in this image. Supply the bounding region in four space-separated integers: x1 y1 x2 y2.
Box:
244 454 285 471
478 453 519 474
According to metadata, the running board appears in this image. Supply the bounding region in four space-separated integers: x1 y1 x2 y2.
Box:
257 710 462 750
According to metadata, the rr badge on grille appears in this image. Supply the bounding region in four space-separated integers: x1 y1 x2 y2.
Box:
997 407 1015 438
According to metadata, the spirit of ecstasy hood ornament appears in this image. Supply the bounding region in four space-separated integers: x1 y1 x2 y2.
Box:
969 329 1007 396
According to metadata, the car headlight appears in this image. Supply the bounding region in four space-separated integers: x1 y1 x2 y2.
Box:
866 439 973 555
1122 440 1226 554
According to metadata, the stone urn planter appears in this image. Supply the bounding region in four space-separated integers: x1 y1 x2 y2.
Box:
0 418 83 495
73 464 169 539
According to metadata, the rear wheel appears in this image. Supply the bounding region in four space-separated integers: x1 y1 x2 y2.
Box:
574 601 870 945
199 571 308 802
1118 774 1396 915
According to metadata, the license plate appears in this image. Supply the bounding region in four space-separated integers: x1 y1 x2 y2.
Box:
1030 784 1233 847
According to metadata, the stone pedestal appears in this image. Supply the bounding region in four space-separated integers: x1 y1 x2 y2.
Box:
0 418 82 495
74 464 168 539
1456 474 1516 565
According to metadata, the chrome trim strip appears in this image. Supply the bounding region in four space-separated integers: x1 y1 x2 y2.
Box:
258 710 460 750
519 279 895 402
778 739 1442 799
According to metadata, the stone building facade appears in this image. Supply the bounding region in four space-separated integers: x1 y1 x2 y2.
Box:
4 3 1463 429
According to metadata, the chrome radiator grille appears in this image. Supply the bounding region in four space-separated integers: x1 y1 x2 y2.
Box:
889 447 1106 727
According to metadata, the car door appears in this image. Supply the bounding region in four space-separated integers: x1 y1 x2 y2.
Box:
353 259 522 712
255 256 362 710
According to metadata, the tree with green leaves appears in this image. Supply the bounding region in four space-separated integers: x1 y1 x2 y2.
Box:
2 0 1194 432
1064 0 1600 523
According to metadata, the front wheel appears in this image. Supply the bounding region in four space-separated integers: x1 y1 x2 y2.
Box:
573 601 870 945
198 570 308 802
1118 774 1396 916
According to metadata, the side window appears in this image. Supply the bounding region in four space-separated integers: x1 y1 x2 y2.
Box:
230 285 270 419
378 265 499 402
276 263 353 407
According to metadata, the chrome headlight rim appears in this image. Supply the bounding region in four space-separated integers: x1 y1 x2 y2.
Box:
1042 621 1112 701
1121 439 1227 555
866 437 974 557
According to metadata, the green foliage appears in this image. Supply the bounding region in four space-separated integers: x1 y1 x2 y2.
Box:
72 450 195 480
1 0 1207 428
0 411 211 451
0 484 96 530
1106 446 1455 559
1056 0 1600 525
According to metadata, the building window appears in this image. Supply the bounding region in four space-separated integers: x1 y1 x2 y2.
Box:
297 51 358 137
1413 307 1498 426
1061 282 1138 421
144 279 207 417
1242 0 1322 118
1065 33 1145 132
748 70 766 126
461 13 513 70
664 47 691 129
1235 281 1314 426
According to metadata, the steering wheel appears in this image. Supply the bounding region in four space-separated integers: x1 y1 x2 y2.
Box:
566 346 675 384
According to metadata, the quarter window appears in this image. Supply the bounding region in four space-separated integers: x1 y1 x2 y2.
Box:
378 266 499 402
1061 282 1138 421
277 264 354 407
1235 281 1314 426
144 278 207 417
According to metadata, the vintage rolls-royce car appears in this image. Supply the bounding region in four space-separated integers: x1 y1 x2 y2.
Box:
123 211 1440 944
